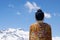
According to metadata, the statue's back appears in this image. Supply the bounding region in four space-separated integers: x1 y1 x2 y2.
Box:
29 23 52 40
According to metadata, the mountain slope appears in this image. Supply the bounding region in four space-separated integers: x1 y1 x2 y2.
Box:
0 28 29 40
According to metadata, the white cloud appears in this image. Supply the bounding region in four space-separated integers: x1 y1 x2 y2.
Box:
8 4 14 8
53 13 60 17
25 1 40 13
25 1 51 18
53 13 56 16
52 37 60 40
17 11 21 15
44 12 51 18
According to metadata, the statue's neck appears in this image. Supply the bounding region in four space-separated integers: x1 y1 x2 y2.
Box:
37 21 43 24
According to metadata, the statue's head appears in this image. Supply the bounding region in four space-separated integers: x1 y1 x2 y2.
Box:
35 9 44 21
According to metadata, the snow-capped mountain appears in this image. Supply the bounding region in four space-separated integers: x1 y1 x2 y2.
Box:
0 28 29 40
0 28 60 40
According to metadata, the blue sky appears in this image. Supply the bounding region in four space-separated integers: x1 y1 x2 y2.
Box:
0 0 60 37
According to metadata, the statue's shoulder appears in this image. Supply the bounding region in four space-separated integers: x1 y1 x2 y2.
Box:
30 23 38 28
30 23 37 26
43 23 51 29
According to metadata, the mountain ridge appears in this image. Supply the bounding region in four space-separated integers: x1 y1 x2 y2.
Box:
0 28 29 40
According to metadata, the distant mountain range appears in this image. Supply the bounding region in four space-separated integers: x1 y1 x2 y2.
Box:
0 28 60 40
0 28 29 40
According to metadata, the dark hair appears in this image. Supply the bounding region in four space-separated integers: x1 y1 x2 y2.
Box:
35 9 44 21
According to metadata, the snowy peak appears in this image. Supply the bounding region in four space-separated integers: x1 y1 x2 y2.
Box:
0 28 29 40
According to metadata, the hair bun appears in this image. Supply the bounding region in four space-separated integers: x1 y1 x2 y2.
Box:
37 9 42 12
